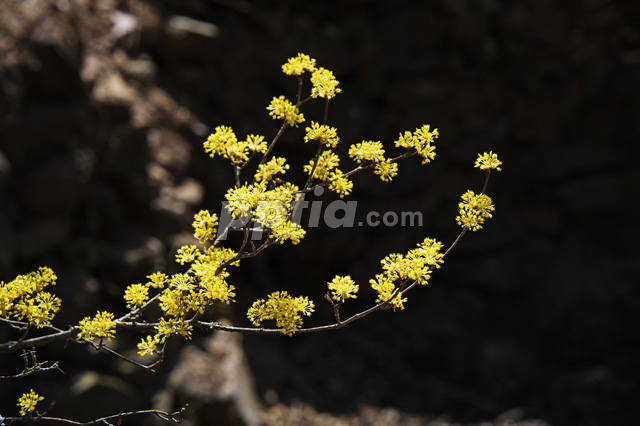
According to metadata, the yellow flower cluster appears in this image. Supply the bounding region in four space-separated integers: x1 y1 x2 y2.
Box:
394 124 439 164
147 271 168 288
369 238 444 309
193 210 219 244
204 126 267 163
123 283 149 310
225 182 267 219
281 53 316 76
374 158 399 182
474 151 502 171
224 182 305 244
17 389 44 416
310 67 342 99
76 311 116 342
327 275 359 303
303 150 340 181
137 335 158 356
0 267 61 328
133 206 244 355
254 157 289 183
247 291 315 335
349 140 385 163
349 140 399 182
137 255 237 352
174 244 197 265
269 221 306 245
267 96 305 127
304 121 339 147
328 171 354 198
303 151 353 197
456 190 495 231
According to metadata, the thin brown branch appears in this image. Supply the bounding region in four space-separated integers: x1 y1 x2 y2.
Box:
4 405 187 425
0 349 64 379
258 122 288 168
481 169 491 194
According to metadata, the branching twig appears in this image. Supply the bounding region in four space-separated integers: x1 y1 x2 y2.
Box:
0 349 64 379
3 404 188 425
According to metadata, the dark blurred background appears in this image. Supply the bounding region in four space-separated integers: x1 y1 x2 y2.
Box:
1 0 638 425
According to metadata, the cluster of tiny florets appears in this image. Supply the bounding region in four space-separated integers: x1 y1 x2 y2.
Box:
394 125 439 164
192 210 219 244
267 96 305 127
456 190 495 231
247 291 315 335
304 121 339 147
123 283 149 310
370 238 444 310
281 53 317 76
310 67 342 99
204 127 268 163
76 311 116 342
302 150 354 198
348 140 400 182
254 157 289 183
17 389 44 416
475 151 502 171
0 267 60 328
224 181 304 244
327 275 359 303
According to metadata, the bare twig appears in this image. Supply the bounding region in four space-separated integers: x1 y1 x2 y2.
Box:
0 349 64 379
4 404 188 425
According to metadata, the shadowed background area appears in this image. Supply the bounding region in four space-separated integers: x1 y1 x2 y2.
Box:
1 0 638 425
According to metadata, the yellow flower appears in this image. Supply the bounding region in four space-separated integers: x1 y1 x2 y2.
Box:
175 244 200 265
17 389 44 416
456 190 495 231
254 157 289 183
123 283 149 310
170 273 195 292
267 96 304 127
304 121 339 147
1 267 61 328
414 238 445 270
76 311 116 342
394 131 415 149
225 182 266 219
192 210 219 244
374 158 398 182
369 274 407 310
310 67 342 99
158 289 185 318
204 126 248 162
395 125 438 164
269 220 306 245
327 275 359 303
328 170 353 198
282 53 317 76
247 291 315 335
146 271 168 289
413 125 438 164
303 150 341 181
154 318 175 343
193 246 238 274
474 151 502 171
246 134 268 153
349 140 385 163
255 199 289 229
137 335 159 356
173 319 193 340
197 269 236 304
